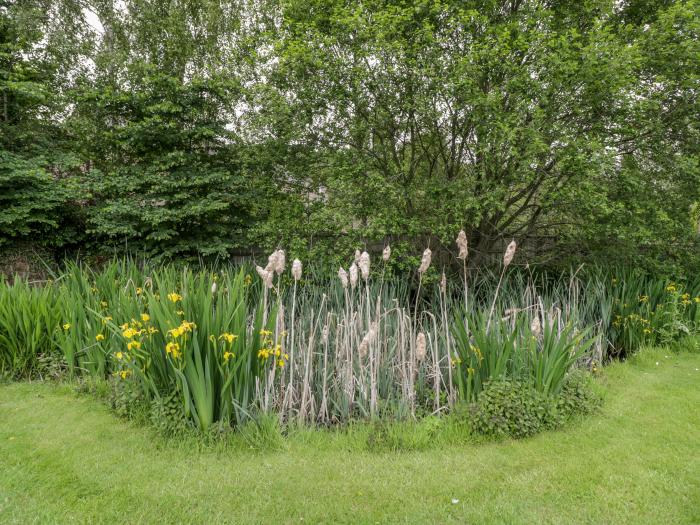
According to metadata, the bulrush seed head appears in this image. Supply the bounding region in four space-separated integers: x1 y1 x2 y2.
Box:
211 281 217 294
503 240 517 268
292 259 302 281
338 267 349 288
359 251 370 281
274 249 286 275
440 271 447 294
265 251 277 273
358 322 378 358
531 315 542 339
456 230 468 260
256 265 273 288
349 263 359 288
418 248 432 274
416 332 427 361
354 249 361 263
382 245 391 262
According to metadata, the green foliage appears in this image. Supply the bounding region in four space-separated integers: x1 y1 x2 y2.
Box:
556 370 602 421
366 416 444 452
71 68 256 259
0 0 697 269
149 391 189 437
0 278 61 378
469 370 601 439
469 380 557 439
238 413 286 452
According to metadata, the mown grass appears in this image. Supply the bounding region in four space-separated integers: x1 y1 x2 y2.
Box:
1 347 699 524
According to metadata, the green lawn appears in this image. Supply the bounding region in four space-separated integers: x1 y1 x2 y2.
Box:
1 348 699 524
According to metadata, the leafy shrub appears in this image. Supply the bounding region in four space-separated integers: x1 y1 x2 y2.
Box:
469 380 557 439
556 370 602 420
108 377 149 421
150 392 189 437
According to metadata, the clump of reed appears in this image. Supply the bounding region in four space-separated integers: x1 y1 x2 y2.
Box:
2 236 696 431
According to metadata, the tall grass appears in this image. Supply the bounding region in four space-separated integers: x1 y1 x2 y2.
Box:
1 251 697 430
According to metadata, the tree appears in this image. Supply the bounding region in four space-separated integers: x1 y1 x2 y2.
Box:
262 0 699 270
0 0 84 249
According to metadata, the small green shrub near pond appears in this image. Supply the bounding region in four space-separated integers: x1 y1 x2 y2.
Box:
469 372 601 439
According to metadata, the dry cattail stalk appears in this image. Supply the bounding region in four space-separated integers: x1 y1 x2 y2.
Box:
349 263 359 288
503 240 517 268
440 271 447 294
359 251 370 281
382 245 391 262
531 315 542 339
338 267 348 288
274 249 286 275
211 281 217 294
255 265 273 288
415 332 427 361
456 230 468 260
418 248 432 274
358 322 378 358
354 249 361 263
292 259 302 281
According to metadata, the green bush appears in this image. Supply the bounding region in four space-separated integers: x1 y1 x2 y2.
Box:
149 392 190 437
469 380 557 439
556 370 602 420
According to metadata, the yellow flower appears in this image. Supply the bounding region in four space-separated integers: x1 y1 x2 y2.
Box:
695 297 700 303
62 323 71 331
119 322 129 331
148 326 158 335
141 313 150 322
115 351 124 360
122 327 138 339
167 292 182 303
666 283 677 292
119 370 131 380
259 329 272 336
219 333 238 344
180 320 196 332
467 367 475 375
100 301 108 308
277 359 285 368
95 334 105 342
102 316 113 325
136 287 143 295
127 340 141 351
223 351 234 362
643 328 652 334
639 295 649 303
165 341 180 355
